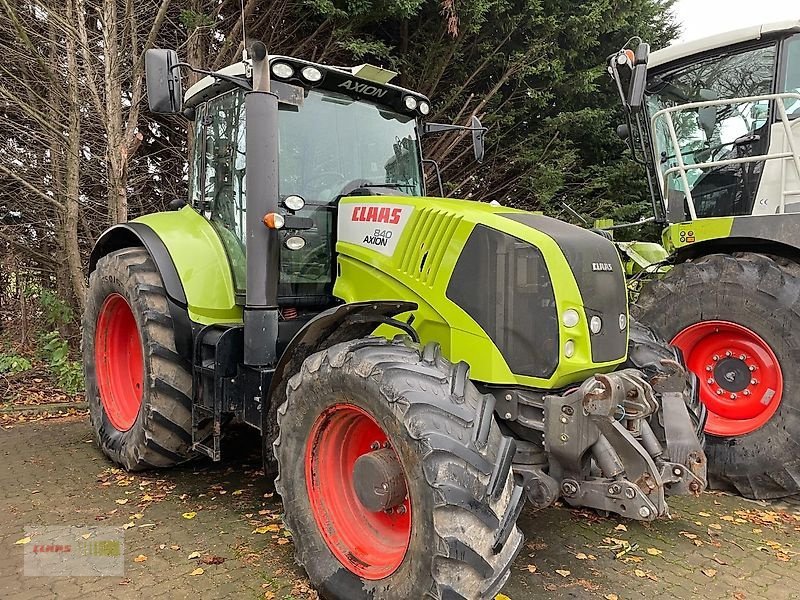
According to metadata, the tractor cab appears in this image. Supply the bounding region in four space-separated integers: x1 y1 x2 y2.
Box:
610 21 800 228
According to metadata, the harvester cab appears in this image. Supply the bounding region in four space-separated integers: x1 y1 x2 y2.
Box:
82 41 706 599
609 22 800 499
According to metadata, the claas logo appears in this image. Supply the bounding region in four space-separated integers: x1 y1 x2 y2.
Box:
351 206 402 225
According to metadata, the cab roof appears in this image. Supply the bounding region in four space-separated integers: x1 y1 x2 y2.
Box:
649 19 800 70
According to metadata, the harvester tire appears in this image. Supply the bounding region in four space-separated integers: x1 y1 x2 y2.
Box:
274 336 524 600
83 248 195 471
635 252 800 499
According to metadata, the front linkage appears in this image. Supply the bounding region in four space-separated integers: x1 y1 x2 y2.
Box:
506 358 707 521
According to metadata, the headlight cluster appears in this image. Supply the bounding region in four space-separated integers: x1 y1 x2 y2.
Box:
271 62 323 84
404 95 430 116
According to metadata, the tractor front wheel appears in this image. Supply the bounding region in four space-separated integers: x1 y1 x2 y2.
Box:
635 252 800 499
83 248 195 471
274 337 524 600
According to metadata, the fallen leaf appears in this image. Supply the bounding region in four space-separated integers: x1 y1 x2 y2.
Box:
190 567 204 576
133 554 148 563
753 528 763 534
253 524 280 534
526 564 537 573
555 569 571 577
276 538 290 545
575 553 589 560
680 532 698 540
182 512 197 520
721 515 734 522
614 524 628 532
115 499 129 505
708 523 722 530
604 595 619 600
701 568 717 578
646 547 662 556
698 512 711 517
188 551 201 560
81 533 92 540
634 569 647 578
15 536 31 545
495 595 511 600
232 490 244 496
170 545 181 551
200 555 225 565
122 522 135 530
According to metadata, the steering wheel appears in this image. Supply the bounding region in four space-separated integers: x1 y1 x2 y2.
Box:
304 171 347 191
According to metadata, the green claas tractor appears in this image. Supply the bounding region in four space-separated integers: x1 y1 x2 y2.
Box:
609 21 800 499
84 41 706 599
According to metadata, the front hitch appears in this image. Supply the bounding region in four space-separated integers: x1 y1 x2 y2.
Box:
541 367 707 521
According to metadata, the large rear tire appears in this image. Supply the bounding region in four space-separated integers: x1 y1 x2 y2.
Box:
83 248 195 471
274 337 524 600
634 252 800 499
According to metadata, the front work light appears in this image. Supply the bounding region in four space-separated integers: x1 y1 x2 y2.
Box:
301 66 322 82
404 96 418 111
272 62 294 79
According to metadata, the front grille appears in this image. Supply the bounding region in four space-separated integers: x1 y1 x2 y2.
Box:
446 225 559 378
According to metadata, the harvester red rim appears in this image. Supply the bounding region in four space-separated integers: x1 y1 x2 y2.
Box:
94 293 144 431
672 320 782 437
305 403 411 580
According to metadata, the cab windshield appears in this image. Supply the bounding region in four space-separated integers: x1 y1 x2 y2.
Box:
279 89 423 202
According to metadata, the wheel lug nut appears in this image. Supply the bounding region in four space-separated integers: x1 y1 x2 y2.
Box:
751 379 758 385
712 355 719 361
707 378 714 384
749 365 757 371
705 366 713 372
716 389 723 395
743 390 751 396
382 441 391 449
396 505 406 514
739 354 746 360
726 351 732 357
730 393 736 399
370 441 380 450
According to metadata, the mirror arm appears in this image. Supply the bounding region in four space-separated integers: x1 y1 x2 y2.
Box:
422 122 488 136
171 62 252 92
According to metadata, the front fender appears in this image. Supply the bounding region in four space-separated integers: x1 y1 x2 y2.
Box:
91 207 243 326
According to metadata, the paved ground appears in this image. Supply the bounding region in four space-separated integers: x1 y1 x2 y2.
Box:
1 416 799 599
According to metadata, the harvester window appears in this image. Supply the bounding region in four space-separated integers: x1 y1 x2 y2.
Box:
648 44 776 218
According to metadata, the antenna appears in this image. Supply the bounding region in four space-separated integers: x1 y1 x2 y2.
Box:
240 0 248 60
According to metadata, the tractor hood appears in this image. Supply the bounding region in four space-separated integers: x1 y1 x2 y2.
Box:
334 196 629 389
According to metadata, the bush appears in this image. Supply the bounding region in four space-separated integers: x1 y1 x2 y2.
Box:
40 331 84 394
0 353 32 375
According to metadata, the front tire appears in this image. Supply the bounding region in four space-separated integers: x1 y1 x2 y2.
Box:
634 252 800 499
83 248 195 471
274 337 524 600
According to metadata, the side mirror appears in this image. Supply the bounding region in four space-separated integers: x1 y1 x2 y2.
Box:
616 123 630 140
145 49 183 114
471 115 486 163
627 42 650 113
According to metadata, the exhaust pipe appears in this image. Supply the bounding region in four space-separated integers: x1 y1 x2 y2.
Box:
243 41 280 366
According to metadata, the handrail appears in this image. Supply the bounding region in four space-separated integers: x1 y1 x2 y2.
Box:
650 92 800 219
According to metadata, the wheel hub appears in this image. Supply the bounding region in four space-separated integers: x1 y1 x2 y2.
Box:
672 320 783 437
353 448 408 512
712 357 750 393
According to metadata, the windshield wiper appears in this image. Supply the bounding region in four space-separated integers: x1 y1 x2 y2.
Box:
359 182 412 189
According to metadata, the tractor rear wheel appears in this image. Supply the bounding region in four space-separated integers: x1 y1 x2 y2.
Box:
83 248 195 471
274 337 524 600
634 252 800 499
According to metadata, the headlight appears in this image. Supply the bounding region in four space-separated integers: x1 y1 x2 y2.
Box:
271 62 294 79
589 315 603 334
285 236 306 251
301 66 322 82
418 101 430 115
562 309 580 328
404 96 418 110
564 339 576 358
618 313 627 331
283 195 305 211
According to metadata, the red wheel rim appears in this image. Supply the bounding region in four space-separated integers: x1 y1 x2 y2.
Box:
672 320 782 437
94 294 144 431
305 404 411 580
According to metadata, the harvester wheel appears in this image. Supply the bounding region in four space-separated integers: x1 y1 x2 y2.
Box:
274 336 524 600
83 248 195 471
635 252 800 499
